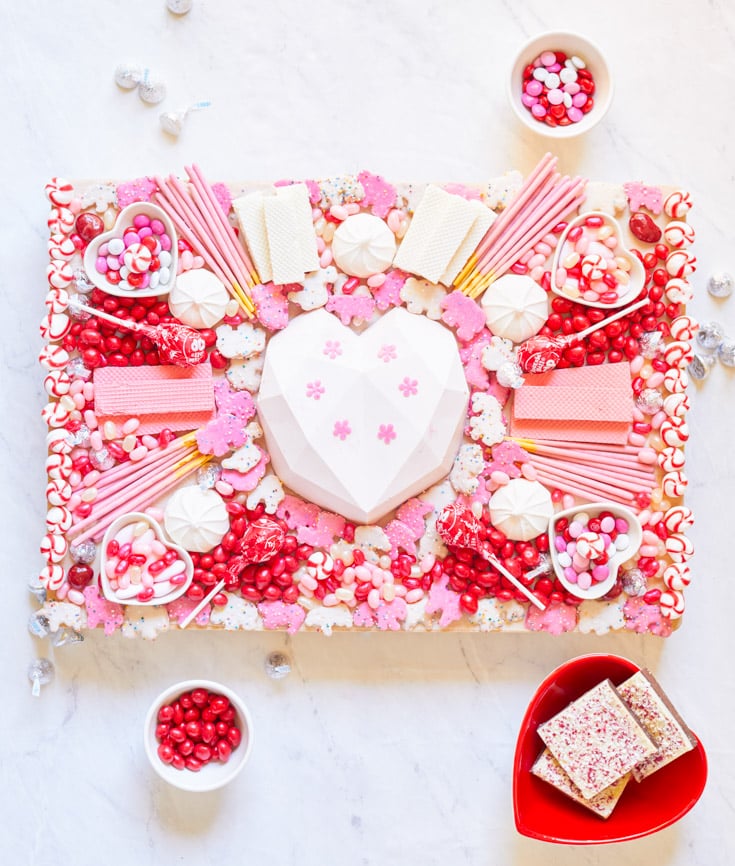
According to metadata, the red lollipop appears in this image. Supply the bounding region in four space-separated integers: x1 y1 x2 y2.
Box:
515 297 650 374
436 502 545 610
70 300 207 367
239 517 285 562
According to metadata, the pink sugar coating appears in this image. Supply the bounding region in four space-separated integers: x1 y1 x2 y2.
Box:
258 600 306 634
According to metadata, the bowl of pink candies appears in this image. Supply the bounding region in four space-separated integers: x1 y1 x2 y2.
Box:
83 202 178 298
548 503 642 600
508 32 613 138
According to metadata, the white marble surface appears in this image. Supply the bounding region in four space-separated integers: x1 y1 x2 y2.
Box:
4 0 735 862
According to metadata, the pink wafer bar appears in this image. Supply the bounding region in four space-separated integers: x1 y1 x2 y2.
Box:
537 679 657 800
93 362 215 435
510 362 634 445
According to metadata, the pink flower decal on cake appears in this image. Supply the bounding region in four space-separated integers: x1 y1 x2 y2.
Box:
333 420 351 440
398 377 418 397
323 339 342 359
306 380 325 400
377 423 396 444
378 344 397 363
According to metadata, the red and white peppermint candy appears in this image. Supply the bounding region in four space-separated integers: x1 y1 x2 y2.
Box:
48 206 75 235
663 340 694 369
46 505 73 533
662 470 688 499
48 233 77 261
665 532 694 562
39 312 72 342
47 428 72 455
45 287 70 313
40 532 69 563
44 369 71 397
663 392 690 418
580 252 605 281
658 446 686 473
663 220 695 248
41 399 74 428
47 259 74 289
663 562 691 592
44 177 74 207
46 478 73 506
663 367 688 394
663 189 693 220
666 249 697 279
669 315 698 341
46 452 73 479
38 344 70 370
664 277 693 304
40 563 66 591
663 505 694 534
659 588 685 620
123 242 153 274
306 550 334 580
575 531 606 561
660 416 689 447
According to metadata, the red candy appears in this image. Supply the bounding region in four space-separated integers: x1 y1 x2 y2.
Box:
154 688 242 772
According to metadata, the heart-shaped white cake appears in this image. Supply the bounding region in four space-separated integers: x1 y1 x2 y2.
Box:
257 307 469 523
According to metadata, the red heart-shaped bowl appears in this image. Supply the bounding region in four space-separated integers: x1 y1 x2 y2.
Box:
513 654 707 844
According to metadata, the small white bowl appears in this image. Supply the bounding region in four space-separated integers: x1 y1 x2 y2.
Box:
100 512 193 606
548 502 642 600
551 211 646 309
144 680 254 792
508 31 613 138
83 202 178 298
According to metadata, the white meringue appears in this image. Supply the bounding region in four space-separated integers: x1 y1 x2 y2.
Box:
164 487 229 552
167 269 230 329
331 213 396 278
481 274 548 343
488 478 554 541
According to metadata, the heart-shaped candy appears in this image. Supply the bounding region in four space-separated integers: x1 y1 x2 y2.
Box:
513 654 707 844
100 511 193 606
548 502 642 599
551 211 645 308
257 307 469 524
83 203 178 298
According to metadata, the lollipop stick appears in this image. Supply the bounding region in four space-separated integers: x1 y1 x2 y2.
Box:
572 297 649 342
480 548 546 610
179 580 225 629
71 300 147 334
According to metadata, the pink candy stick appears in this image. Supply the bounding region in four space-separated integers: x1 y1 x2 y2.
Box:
69 454 208 543
517 440 655 475
92 436 193 490
473 154 558 259
158 175 242 295
153 189 234 292
529 438 642 454
179 579 225 629
184 172 252 292
91 445 197 500
531 466 636 505
485 179 587 278
527 453 651 495
187 164 258 285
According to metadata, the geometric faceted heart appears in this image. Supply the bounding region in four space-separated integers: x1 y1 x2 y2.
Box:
513 654 708 845
257 307 469 524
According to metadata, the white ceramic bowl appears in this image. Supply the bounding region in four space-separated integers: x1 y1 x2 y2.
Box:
83 202 178 298
144 680 254 792
551 211 646 309
100 512 193 606
508 31 613 138
548 502 642 600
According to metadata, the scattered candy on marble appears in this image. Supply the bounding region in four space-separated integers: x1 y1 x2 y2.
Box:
707 271 734 299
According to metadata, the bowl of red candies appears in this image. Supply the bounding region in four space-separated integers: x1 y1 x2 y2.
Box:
508 32 613 138
144 680 254 791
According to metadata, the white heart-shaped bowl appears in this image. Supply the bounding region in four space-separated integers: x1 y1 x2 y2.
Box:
83 202 178 298
551 211 645 309
100 511 193 606
144 680 254 792
507 31 613 139
548 502 642 600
